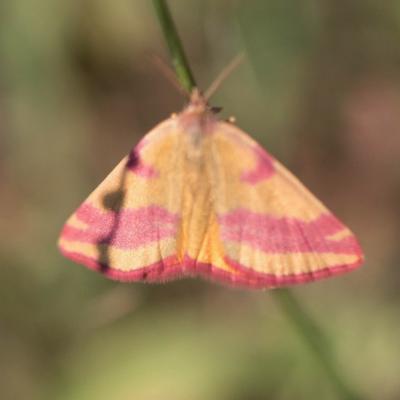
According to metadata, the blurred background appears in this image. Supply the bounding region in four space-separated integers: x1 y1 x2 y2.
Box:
1 1 400 399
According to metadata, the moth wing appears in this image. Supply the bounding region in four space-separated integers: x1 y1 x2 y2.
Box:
208 122 364 287
58 118 185 282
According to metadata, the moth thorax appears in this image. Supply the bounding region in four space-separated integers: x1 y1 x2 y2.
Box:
184 122 205 161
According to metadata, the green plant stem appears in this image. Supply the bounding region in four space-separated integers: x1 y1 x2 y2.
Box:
153 0 196 93
152 2 364 399
274 289 363 400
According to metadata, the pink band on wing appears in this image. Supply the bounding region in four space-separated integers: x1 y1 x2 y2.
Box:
126 149 159 178
224 256 363 286
61 203 178 249
219 209 362 255
60 248 362 288
241 145 275 184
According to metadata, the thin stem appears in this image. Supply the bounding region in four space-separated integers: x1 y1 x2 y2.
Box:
274 289 364 400
153 0 196 93
152 2 364 399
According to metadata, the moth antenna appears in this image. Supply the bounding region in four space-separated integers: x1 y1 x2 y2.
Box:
204 53 245 101
152 54 190 99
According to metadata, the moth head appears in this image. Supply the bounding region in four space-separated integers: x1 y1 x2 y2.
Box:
185 88 208 113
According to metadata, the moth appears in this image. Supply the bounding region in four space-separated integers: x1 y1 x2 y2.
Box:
58 87 364 289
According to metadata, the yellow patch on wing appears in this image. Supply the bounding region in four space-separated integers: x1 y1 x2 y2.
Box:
59 237 177 271
224 241 359 276
209 126 326 220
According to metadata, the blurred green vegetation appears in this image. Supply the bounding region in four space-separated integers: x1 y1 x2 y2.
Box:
1 1 400 399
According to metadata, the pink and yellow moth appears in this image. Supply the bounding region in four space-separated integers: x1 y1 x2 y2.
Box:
58 89 364 289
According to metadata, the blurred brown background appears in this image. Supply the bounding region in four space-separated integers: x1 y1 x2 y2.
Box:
1 1 400 399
